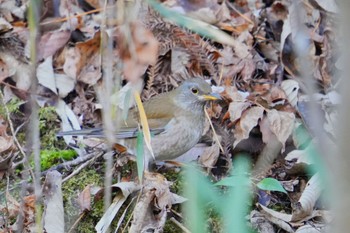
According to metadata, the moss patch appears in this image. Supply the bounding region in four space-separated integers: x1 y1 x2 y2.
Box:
38 106 66 149
37 149 77 170
62 169 104 232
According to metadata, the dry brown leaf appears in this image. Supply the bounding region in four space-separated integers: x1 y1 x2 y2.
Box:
78 185 91 213
226 86 251 123
257 204 294 232
259 116 274 144
228 101 251 123
38 30 71 61
234 106 265 148
118 22 159 83
63 46 81 78
42 171 64 233
0 58 9 82
23 195 36 230
198 142 220 170
0 116 8 136
313 0 338 13
63 32 101 84
3 191 20 217
267 109 295 150
128 172 171 232
84 0 101 9
0 136 14 153
95 182 140 233
0 117 15 158
281 79 299 107
292 174 322 222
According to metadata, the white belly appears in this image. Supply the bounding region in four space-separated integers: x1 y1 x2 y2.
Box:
151 115 204 160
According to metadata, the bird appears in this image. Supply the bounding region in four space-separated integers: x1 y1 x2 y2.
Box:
58 78 221 166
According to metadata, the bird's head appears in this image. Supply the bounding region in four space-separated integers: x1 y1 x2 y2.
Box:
174 78 221 111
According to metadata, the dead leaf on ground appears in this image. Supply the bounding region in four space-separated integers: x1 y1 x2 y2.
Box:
95 182 140 233
266 109 295 151
129 172 172 233
281 79 299 107
234 106 265 148
43 171 65 233
63 32 101 85
0 58 9 82
78 185 91 213
38 30 71 61
0 117 16 171
292 173 322 222
117 22 159 83
198 142 220 171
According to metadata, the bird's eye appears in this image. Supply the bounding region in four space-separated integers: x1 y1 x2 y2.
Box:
191 88 199 94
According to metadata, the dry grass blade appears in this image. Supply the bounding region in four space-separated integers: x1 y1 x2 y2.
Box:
133 91 154 159
204 108 223 152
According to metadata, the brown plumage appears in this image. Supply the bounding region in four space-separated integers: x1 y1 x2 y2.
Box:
59 78 221 164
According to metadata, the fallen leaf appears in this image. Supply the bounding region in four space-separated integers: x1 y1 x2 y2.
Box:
63 32 101 85
313 0 338 13
95 182 140 233
228 101 251 123
281 79 299 107
292 173 322 221
37 56 57 94
267 109 295 151
259 116 274 144
117 22 159 83
0 58 9 82
78 185 91 213
38 30 71 61
234 106 265 148
198 142 220 170
43 171 64 233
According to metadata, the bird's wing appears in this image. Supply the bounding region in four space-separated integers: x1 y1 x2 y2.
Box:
58 92 177 138
126 93 178 129
57 127 164 138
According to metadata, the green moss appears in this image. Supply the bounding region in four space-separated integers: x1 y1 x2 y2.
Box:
62 169 104 232
76 199 105 233
206 207 223 233
162 168 184 194
38 106 66 149
119 159 138 180
29 149 77 171
0 97 24 116
163 220 182 233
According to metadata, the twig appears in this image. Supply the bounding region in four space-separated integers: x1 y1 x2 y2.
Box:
170 217 191 233
67 212 86 233
0 89 27 160
121 188 143 233
41 151 104 176
226 1 254 25
38 4 121 27
62 158 94 183
115 196 137 233
204 108 224 152
0 89 34 180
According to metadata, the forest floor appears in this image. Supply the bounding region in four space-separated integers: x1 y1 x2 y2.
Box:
0 0 339 232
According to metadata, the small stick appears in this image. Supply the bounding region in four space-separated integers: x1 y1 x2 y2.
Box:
204 108 224 152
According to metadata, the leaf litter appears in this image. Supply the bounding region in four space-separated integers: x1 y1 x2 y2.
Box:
0 0 341 232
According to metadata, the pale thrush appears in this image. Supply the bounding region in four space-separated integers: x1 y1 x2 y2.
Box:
59 78 221 164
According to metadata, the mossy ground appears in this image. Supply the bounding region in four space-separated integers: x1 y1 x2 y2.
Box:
62 168 104 232
1 100 221 232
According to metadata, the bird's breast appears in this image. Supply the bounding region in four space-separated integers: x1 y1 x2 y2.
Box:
151 113 205 160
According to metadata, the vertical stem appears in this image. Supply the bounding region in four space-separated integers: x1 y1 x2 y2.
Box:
99 0 119 221
27 0 42 232
334 1 350 232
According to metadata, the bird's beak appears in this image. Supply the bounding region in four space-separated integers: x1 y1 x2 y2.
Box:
202 93 222 101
